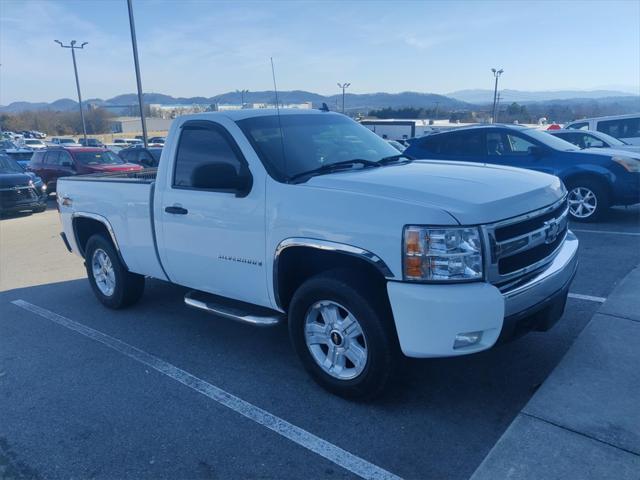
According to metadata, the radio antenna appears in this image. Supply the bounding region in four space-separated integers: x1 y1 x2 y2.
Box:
271 57 287 177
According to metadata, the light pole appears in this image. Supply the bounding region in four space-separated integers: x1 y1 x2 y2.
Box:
127 0 148 148
491 68 503 123
55 40 88 142
236 89 249 108
337 82 350 114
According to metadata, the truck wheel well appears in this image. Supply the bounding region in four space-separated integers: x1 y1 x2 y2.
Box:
276 247 390 312
73 217 114 258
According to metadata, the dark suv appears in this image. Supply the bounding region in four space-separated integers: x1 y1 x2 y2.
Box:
29 147 143 192
0 153 47 216
405 125 640 221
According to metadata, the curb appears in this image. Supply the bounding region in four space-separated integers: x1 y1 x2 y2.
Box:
470 266 640 480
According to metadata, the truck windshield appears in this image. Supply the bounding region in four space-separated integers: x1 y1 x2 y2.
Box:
237 114 399 181
74 151 124 165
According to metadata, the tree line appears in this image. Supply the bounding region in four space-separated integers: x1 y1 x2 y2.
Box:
0 108 114 135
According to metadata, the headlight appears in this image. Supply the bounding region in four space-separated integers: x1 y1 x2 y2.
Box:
403 226 483 281
612 156 640 172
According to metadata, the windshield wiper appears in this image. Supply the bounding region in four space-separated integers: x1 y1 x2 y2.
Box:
288 159 380 183
377 153 414 165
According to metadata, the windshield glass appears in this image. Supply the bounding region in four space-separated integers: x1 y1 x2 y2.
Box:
0 154 25 173
524 128 579 151
0 140 18 149
60 139 77 144
74 151 124 165
591 131 626 146
237 114 399 181
25 140 42 145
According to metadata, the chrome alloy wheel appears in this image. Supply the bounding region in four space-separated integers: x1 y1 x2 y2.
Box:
568 186 597 219
304 300 368 380
91 248 116 296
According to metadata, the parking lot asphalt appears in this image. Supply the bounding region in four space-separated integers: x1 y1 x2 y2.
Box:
1 200 639 480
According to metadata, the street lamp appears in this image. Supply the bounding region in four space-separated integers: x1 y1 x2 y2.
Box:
491 68 504 124
236 89 249 108
55 40 88 142
127 0 148 148
337 82 351 114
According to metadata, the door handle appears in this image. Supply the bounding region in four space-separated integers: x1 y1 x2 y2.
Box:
165 206 188 215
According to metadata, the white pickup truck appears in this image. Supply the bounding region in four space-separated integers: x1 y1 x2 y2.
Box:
58 110 578 398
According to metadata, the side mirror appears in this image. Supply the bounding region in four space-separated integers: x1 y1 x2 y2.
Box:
191 162 252 196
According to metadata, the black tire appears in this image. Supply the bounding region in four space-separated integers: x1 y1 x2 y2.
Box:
566 178 610 222
288 269 398 399
84 234 145 309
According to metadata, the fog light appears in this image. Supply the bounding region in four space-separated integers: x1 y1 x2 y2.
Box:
453 331 483 349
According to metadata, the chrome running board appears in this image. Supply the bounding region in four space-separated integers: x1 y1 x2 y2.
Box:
184 290 284 327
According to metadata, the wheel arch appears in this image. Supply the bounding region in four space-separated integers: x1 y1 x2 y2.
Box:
273 238 394 311
72 213 128 268
562 171 613 199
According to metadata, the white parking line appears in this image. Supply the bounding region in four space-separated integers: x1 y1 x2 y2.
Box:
568 293 606 303
571 228 640 237
11 299 401 480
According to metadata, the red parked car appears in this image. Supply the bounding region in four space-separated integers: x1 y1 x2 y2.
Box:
28 147 143 192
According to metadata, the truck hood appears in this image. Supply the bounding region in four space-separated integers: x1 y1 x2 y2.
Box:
306 160 565 224
0 173 32 188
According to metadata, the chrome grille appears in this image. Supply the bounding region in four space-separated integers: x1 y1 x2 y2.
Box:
482 196 569 290
0 185 38 205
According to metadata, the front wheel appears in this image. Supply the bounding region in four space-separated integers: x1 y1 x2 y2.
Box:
288 269 397 399
566 180 609 222
84 234 145 309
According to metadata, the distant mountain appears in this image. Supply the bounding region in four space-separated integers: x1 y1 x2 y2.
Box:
447 89 637 104
0 90 469 114
2 89 638 114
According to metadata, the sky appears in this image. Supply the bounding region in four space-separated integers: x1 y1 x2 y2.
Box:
1 0 639 104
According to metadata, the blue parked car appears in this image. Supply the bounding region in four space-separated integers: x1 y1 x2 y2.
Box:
405 125 640 221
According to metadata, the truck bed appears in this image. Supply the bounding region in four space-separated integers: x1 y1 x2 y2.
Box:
57 170 167 281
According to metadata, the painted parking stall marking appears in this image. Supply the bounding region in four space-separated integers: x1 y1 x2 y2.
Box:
11 299 402 480
568 293 606 303
571 228 640 237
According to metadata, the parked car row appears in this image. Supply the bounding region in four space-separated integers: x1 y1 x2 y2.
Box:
28 147 144 193
404 124 640 221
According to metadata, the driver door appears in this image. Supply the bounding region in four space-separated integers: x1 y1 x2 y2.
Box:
485 131 556 176
156 120 269 306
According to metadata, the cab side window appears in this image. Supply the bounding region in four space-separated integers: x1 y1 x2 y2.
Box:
173 123 249 192
44 151 61 165
505 133 535 155
59 151 74 166
598 118 640 139
486 132 505 156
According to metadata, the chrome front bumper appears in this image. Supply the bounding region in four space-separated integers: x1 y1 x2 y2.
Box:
503 231 579 318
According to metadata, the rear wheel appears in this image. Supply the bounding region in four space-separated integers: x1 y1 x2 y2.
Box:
84 234 145 309
288 269 397 399
566 179 609 222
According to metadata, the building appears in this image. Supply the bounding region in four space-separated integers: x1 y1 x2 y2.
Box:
217 102 313 111
109 117 173 134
